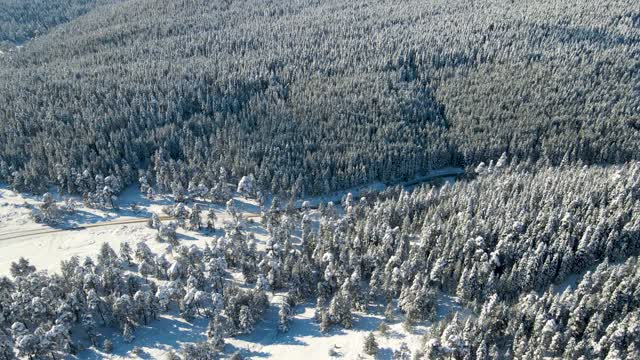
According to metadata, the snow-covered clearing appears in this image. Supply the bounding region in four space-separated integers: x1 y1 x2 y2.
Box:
0 185 265 275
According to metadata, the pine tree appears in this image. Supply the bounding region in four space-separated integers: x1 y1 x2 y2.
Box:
139 175 151 195
378 322 389 337
385 303 395 322
393 342 411 360
122 322 135 343
227 199 238 222
120 242 133 266
82 313 98 346
206 315 226 350
237 174 255 197
148 213 162 229
278 299 291 333
189 204 202 231
0 329 16 360
171 182 186 203
14 334 38 360
9 257 36 278
475 340 489 360
363 332 379 356
238 305 255 335
102 339 113 353
206 209 217 231
173 203 189 227
320 311 331 334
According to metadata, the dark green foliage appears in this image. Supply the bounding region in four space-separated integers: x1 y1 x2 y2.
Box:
0 0 638 194
0 0 116 46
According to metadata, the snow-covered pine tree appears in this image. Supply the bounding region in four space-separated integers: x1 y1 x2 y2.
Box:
189 203 202 231
363 332 379 356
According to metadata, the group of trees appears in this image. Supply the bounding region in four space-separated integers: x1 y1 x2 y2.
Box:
266 157 640 358
30 193 77 225
1 157 639 358
354 160 640 358
27 172 120 225
0 0 637 195
420 256 640 359
0 235 269 359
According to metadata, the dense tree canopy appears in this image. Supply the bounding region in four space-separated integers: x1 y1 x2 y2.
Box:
0 0 638 194
0 0 116 46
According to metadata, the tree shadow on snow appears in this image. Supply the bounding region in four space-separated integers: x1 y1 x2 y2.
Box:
383 329 405 340
177 232 198 241
242 221 268 236
376 347 394 359
118 185 173 207
223 343 270 358
78 314 208 359
236 304 308 347
233 198 260 215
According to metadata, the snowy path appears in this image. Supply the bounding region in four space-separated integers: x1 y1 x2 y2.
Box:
0 213 268 242
0 216 176 241
271 166 465 211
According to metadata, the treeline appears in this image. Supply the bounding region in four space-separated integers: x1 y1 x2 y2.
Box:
0 0 638 194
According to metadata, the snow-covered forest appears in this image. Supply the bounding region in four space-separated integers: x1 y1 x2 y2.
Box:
1 159 639 359
0 0 116 46
0 0 638 195
0 0 639 358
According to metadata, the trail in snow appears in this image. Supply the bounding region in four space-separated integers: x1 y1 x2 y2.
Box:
0 216 175 241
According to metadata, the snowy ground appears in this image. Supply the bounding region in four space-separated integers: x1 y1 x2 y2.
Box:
227 293 472 360
0 168 464 275
0 168 467 359
0 186 249 276
0 185 265 275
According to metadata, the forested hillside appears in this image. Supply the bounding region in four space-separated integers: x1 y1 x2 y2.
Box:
324 161 640 358
1 160 638 358
0 0 115 46
0 0 638 195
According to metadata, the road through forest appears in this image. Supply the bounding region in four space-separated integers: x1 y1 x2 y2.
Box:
0 167 464 242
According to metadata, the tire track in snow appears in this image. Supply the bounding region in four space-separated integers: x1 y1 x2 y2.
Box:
0 213 263 241
0 216 174 241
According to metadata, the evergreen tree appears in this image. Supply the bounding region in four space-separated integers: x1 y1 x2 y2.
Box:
363 332 379 356
189 204 202 231
278 299 291 333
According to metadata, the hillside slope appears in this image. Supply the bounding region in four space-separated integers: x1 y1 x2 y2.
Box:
0 0 117 46
0 0 638 194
